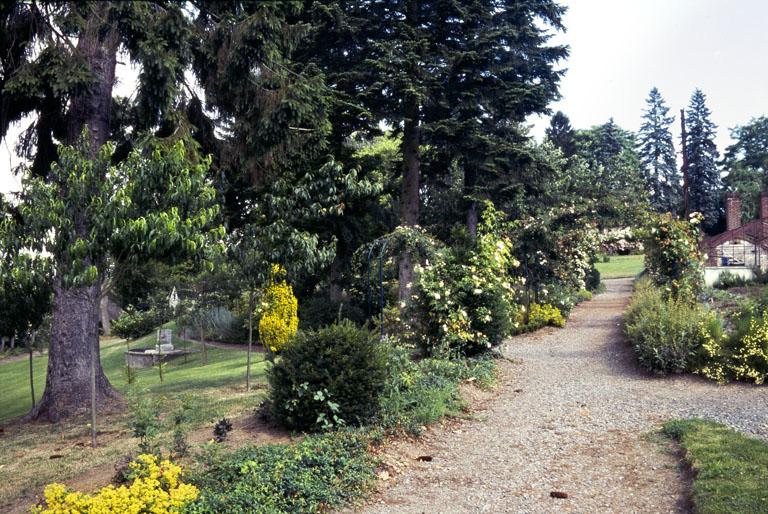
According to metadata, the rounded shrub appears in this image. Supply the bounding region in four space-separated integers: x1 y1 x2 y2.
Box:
268 321 388 431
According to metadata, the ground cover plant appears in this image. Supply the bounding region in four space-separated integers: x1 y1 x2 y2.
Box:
185 431 377 514
663 419 768 514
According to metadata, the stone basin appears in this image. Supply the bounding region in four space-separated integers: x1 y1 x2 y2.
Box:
124 347 196 368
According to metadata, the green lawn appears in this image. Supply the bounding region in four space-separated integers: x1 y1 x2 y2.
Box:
0 329 269 511
595 254 644 279
663 419 768 514
0 328 267 423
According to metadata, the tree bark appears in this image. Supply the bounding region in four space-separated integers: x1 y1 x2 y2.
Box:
99 294 111 336
30 282 119 422
246 291 254 392
465 165 478 240
29 5 121 422
398 99 421 302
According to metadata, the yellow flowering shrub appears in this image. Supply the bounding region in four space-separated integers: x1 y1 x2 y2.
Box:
32 454 198 514
259 264 299 353
728 316 768 384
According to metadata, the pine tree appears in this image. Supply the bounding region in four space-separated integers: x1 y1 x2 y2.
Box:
637 88 681 214
546 111 576 157
685 89 721 230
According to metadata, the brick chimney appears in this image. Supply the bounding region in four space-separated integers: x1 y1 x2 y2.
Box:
726 193 742 231
760 192 768 221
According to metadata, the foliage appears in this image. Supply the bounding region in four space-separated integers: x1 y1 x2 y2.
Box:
112 305 169 340
212 418 233 443
259 265 299 353
574 119 648 227
638 87 681 214
640 212 704 300
713 270 750 290
377 342 496 434
408 204 520 356
32 454 198 514
697 310 768 385
685 89 722 232
625 280 721 374
722 116 768 220
127 390 163 455
268 321 387 431
516 303 566 333
186 431 376 514
663 419 768 514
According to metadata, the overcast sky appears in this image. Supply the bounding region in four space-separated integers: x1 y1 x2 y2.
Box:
2 0 767 194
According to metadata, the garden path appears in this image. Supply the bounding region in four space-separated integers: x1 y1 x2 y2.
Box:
357 278 767 513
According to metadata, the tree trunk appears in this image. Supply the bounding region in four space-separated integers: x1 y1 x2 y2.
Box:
29 331 36 408
30 5 120 422
398 99 421 303
465 166 478 240
246 292 254 392
30 282 119 422
99 294 111 337
329 257 343 304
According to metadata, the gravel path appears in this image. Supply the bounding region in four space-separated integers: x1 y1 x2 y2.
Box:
359 278 768 513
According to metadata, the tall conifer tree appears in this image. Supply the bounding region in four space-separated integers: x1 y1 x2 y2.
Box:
685 89 720 230
546 111 576 157
638 87 680 214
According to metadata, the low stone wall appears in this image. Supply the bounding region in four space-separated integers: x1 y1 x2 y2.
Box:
703 266 755 287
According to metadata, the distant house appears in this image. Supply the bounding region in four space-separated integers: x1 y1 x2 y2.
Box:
701 192 768 285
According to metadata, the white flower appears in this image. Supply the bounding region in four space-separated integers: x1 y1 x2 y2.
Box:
473 288 482 295
433 292 441 300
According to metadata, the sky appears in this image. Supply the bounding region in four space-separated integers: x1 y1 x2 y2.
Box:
529 0 768 149
2 0 768 194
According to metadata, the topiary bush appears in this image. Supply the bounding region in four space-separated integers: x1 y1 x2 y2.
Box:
259 265 299 353
268 321 388 431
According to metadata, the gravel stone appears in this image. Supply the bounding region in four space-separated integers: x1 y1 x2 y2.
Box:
354 278 768 514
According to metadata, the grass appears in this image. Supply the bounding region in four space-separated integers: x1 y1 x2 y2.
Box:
0 328 268 512
663 419 768 514
595 254 645 279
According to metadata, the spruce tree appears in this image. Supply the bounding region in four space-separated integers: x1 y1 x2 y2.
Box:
637 88 680 214
546 111 577 157
685 89 721 230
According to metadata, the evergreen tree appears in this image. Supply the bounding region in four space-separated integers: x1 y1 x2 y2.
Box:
722 116 768 219
575 119 647 226
637 87 680 214
0 1 338 421
546 111 576 157
685 89 721 230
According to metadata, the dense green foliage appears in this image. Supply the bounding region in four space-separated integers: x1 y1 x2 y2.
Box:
638 87 681 214
378 344 496 434
187 431 376 514
663 420 768 514
685 89 721 232
640 212 704 300
625 280 720 374
408 205 519 356
722 116 768 220
268 322 388 431
112 307 170 341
